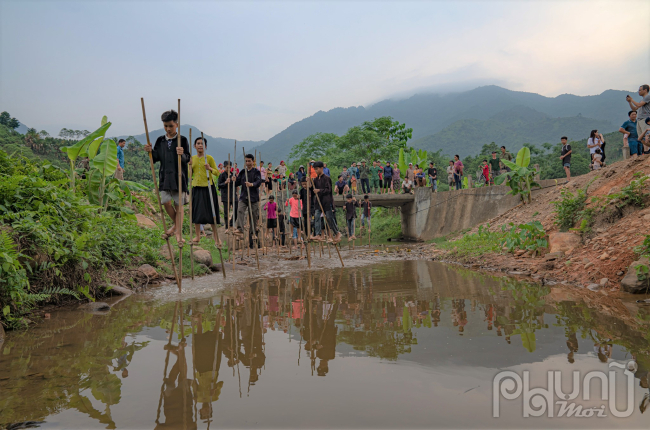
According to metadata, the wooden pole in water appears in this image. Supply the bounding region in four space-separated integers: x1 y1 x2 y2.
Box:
141 98 180 288
233 142 237 272
155 301 179 425
176 99 183 291
188 128 194 280
202 131 226 278
242 148 260 270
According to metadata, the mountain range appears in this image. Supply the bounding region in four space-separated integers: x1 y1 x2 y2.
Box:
254 85 631 162
116 125 264 165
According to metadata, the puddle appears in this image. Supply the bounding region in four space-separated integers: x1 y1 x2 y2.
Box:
1 261 650 429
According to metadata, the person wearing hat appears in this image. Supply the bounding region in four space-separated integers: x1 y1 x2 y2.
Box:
296 165 306 183
358 160 370 194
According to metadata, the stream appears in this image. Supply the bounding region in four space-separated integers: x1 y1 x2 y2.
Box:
1 260 650 429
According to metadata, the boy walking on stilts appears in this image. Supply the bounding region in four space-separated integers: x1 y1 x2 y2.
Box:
144 110 189 244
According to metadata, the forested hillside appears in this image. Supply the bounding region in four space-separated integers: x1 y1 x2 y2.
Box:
411 106 615 157
255 86 630 163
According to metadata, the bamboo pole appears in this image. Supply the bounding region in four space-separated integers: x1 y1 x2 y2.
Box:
201 132 226 278
242 148 260 270
176 99 183 291
233 141 238 271
141 98 180 289
227 153 234 273
188 128 194 280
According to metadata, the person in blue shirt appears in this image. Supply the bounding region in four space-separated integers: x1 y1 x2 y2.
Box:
619 111 641 158
323 162 331 177
383 162 394 194
116 138 126 180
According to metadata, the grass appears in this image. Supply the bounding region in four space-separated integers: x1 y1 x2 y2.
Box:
432 226 505 258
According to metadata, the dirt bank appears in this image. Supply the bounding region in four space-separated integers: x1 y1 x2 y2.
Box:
413 155 650 293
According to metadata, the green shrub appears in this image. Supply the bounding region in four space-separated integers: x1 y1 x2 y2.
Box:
551 180 594 231
607 172 649 209
501 221 548 252
436 224 505 258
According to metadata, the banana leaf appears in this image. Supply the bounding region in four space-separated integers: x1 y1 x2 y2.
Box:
515 147 531 168
92 139 118 176
60 122 112 162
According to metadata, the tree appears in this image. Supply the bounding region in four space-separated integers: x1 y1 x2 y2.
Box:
362 116 413 148
39 130 50 138
338 126 391 163
0 111 20 129
288 132 338 171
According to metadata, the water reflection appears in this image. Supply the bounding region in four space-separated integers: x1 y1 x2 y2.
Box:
1 261 650 429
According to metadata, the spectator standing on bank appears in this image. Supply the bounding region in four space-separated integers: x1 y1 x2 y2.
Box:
626 85 650 150
383 162 394 194
559 137 572 180
620 111 642 158
427 162 437 192
587 130 605 167
116 138 126 180
447 160 454 188
453 155 464 190
370 161 381 193
499 146 513 174
323 162 331 177
358 160 370 194
392 164 401 193
488 152 500 185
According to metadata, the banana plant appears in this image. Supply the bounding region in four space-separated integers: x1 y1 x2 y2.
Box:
86 139 146 218
398 148 428 173
60 116 111 190
494 147 540 204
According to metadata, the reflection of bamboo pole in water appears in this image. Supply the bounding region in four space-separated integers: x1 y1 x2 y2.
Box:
190 302 197 426
207 295 224 430
229 295 235 377
155 302 179 425
298 277 304 366
235 303 242 398
309 283 314 376
247 293 258 396
181 304 187 430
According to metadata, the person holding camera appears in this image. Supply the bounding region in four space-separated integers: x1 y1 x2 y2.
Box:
626 85 650 150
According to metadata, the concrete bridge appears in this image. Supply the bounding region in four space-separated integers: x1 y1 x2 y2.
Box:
334 179 559 241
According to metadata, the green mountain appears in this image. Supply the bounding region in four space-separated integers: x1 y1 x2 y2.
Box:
411 106 615 157
255 85 631 163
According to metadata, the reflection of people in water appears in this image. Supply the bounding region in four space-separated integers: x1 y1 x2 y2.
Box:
317 301 339 376
112 337 148 378
240 293 266 385
566 331 579 364
594 341 613 363
192 302 224 421
156 337 196 430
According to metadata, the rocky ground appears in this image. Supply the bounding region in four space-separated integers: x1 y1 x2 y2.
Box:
417 155 650 296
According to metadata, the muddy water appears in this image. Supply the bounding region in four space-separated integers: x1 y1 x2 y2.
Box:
1 261 650 429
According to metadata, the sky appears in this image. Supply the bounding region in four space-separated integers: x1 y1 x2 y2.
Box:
1 0 649 140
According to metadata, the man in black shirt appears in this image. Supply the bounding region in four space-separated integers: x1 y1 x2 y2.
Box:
144 109 189 243
234 154 263 243
488 152 500 185
217 161 238 230
427 162 438 192
559 136 572 180
344 194 360 239
311 161 341 243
